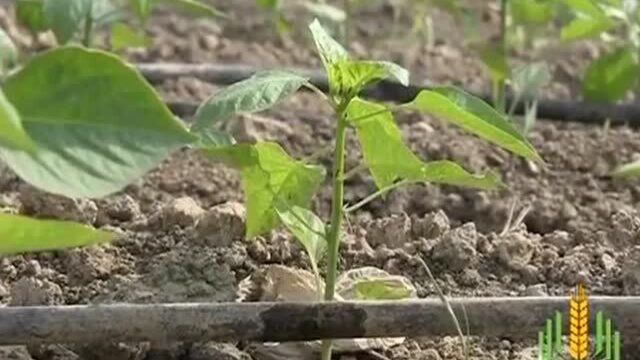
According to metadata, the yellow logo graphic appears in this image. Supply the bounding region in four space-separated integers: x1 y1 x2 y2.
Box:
569 284 589 360
538 284 621 360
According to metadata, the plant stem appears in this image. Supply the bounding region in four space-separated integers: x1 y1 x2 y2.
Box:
344 180 410 213
320 102 349 360
82 11 93 48
497 0 508 113
343 0 351 44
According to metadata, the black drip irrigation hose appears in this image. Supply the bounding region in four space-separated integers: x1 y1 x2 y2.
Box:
137 63 640 126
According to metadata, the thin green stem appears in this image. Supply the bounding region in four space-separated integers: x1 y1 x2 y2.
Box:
82 11 93 48
497 0 508 113
320 101 349 360
344 180 410 213
343 0 351 44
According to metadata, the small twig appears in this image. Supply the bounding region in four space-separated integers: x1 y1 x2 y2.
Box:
414 257 468 359
344 180 411 213
500 198 518 236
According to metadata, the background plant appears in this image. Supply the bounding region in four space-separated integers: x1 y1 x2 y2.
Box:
14 0 224 50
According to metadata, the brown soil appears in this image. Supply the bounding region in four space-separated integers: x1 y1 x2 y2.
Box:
1 1 639 359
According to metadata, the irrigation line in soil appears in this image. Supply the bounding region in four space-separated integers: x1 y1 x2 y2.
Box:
1 297 639 345
138 63 640 126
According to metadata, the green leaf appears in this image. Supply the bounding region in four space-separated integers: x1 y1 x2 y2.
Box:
303 2 346 23
193 129 236 149
308 18 348 69
129 0 153 23
276 205 326 270
612 160 640 178
111 22 151 50
0 28 18 73
43 0 93 44
478 44 509 82
16 0 48 33
512 62 551 100
1 46 195 198
582 48 638 103
0 213 113 255
561 17 614 41
346 98 502 190
329 60 409 98
159 0 226 18
91 0 123 27
192 70 308 133
256 0 280 10
204 142 325 237
409 87 541 161
355 279 413 300
511 0 555 24
0 89 36 153
564 0 606 17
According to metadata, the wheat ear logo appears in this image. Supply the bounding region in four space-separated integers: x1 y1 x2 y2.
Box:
538 284 621 360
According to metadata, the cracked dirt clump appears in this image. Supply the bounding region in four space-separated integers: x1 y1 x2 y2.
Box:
194 201 246 247
432 222 478 272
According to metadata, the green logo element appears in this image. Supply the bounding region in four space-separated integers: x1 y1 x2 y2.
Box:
538 285 621 360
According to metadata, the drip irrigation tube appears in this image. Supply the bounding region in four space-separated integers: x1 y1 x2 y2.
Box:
138 63 640 126
0 297 638 345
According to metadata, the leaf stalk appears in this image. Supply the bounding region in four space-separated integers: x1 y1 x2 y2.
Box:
320 100 350 360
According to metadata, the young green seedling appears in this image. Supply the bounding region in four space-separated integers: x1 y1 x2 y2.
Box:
15 0 224 49
473 0 553 135
559 0 640 175
560 0 640 102
191 19 540 360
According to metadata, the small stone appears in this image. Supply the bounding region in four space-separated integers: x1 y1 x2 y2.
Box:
0 346 34 360
432 223 478 272
366 213 412 248
0 282 8 298
561 201 578 219
9 277 63 306
190 343 252 360
417 349 442 360
601 253 617 272
227 114 294 144
494 232 536 271
159 197 204 229
65 247 116 286
622 246 640 294
524 283 548 296
195 202 246 247
105 195 141 222
459 268 482 286
411 211 450 239
22 260 41 277
19 185 98 224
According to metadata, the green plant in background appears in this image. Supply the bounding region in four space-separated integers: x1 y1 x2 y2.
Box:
559 0 640 177
561 0 640 103
189 19 540 360
14 0 224 50
474 0 552 135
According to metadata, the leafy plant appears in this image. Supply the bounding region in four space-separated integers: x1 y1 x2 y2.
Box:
561 0 640 103
190 19 540 360
14 0 224 49
0 32 195 253
473 0 553 135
